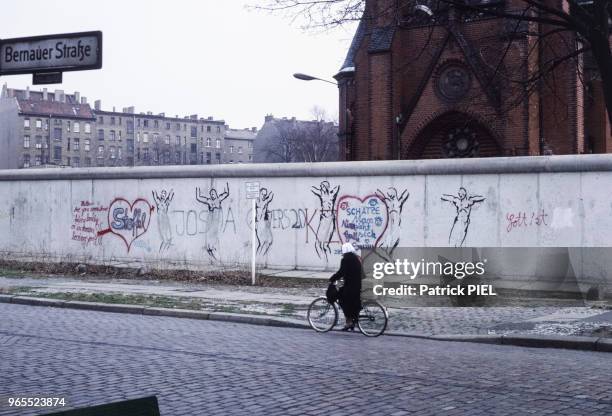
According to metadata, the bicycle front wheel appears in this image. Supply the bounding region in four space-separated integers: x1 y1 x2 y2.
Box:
357 300 388 337
307 297 338 333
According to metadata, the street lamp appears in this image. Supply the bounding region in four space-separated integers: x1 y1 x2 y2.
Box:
293 73 337 86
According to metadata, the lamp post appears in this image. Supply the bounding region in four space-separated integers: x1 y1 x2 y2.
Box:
293 73 338 86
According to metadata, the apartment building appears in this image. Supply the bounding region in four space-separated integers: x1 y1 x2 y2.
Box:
0 85 251 169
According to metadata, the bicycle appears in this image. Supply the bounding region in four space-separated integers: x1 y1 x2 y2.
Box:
307 294 389 337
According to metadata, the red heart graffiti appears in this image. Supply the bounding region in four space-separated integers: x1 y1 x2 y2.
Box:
335 194 388 248
98 198 153 252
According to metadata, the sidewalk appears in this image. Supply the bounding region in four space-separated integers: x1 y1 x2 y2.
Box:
1 272 611 341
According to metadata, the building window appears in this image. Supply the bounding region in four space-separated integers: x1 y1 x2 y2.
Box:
84 139 90 151
153 133 159 142
98 116 104 124
165 135 170 145
216 139 221 148
127 120 134 134
143 133 149 143
66 121 71 132
35 136 42 149
215 153 221 163
206 138 211 147
217 126 221 133
66 157 71 166
248 142 253 149
73 122 80 133
119 117 122 125
84 157 91 167
24 119 30 129
118 130 122 141
53 127 62 140
143 148 150 160
166 122 171 130
53 146 62 160
110 117 115 125
176 123 181 131
175 135 181 145
229 146 234 153
206 126 211 132
84 123 91 134
23 135 30 148
118 148 123 160
137 118 141 127
73 157 80 167
238 146 243 154
206 152 211 164
154 120 159 128
74 138 80 150
36 119 42 129
143 119 149 127
97 145 104 158
98 129 104 140
35 155 41 166
67 138 71 151
23 154 30 168
248 155 252 161
190 143 197 153
110 130 116 141
109 146 116 159
175 151 181 163
191 126 197 138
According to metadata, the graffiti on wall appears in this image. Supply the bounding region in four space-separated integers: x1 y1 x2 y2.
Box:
311 181 340 260
505 208 549 233
256 187 275 255
335 194 388 249
152 189 175 252
97 198 154 252
441 187 486 247
196 183 230 260
71 200 108 247
376 187 409 255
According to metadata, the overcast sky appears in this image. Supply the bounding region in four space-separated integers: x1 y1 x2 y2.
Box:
2 1 356 129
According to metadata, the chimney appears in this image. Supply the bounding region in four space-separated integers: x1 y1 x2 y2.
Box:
94 99 101 110
43 88 48 101
25 86 30 99
81 96 87 104
264 114 274 122
74 91 80 103
207 116 213 121
55 89 64 102
190 114 198 120
113 106 116 112
251 127 257 132
158 112 165 117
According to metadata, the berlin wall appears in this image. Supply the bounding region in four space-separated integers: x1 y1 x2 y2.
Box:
0 155 611 290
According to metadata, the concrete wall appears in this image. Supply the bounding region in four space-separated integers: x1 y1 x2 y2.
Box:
1 155 612 282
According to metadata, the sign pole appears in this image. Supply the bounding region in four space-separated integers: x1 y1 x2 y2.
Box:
245 181 260 286
251 198 256 286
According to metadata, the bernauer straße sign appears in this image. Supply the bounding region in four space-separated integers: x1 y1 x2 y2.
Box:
0 31 102 75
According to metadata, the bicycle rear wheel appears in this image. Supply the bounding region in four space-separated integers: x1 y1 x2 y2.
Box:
357 300 388 337
307 297 338 333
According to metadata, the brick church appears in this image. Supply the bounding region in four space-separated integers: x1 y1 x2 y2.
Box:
335 0 611 161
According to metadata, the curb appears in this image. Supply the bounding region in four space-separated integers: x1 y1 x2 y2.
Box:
0 294 309 331
0 294 609 352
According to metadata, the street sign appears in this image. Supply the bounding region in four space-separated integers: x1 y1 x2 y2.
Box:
245 181 260 199
0 31 102 76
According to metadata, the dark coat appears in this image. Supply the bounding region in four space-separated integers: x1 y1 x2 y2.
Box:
330 252 362 320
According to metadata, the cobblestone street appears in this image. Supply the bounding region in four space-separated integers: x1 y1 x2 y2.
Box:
1 303 612 415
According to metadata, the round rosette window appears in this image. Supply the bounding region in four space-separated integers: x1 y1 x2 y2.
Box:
436 64 471 102
444 127 479 158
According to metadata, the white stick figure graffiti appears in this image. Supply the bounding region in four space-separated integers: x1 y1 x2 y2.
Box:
311 180 340 260
256 187 274 255
441 187 486 247
196 182 230 260
376 187 409 254
152 189 174 252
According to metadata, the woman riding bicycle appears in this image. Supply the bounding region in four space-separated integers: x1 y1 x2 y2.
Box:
329 242 362 331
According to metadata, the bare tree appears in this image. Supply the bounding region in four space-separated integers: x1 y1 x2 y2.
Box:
254 0 612 129
257 108 339 162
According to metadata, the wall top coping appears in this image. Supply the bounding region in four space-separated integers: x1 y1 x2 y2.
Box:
0 154 611 181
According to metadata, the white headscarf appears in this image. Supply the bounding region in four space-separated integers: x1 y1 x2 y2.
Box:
341 242 357 255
